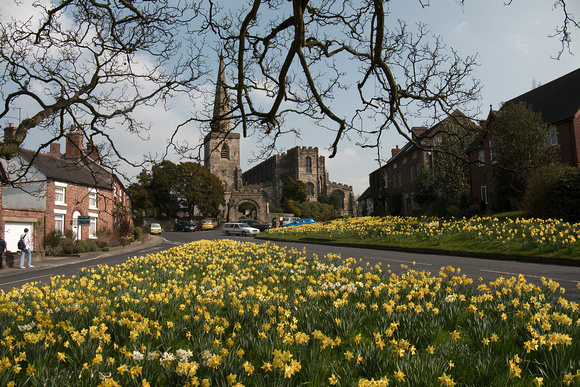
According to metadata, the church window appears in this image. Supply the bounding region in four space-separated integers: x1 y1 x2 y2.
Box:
221 144 230 159
305 156 312 173
307 182 315 196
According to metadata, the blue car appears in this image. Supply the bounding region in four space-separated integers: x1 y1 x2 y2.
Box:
284 218 315 227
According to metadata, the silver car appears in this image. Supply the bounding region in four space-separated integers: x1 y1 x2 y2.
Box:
222 222 260 237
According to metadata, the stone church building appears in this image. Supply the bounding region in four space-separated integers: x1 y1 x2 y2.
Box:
204 57 354 222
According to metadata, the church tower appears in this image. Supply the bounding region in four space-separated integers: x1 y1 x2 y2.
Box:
204 55 242 193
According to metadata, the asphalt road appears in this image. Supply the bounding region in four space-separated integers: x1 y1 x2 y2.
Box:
1 230 579 300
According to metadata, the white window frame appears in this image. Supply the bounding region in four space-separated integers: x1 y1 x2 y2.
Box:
54 209 67 234
489 140 497 163
54 182 67 206
89 213 99 239
481 186 488 205
89 189 98 210
545 126 558 147
478 150 485 166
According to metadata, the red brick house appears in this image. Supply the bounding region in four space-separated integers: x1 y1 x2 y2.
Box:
367 110 473 215
0 125 130 255
467 67 580 211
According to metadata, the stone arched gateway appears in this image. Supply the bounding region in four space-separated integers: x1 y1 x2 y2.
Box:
226 187 268 223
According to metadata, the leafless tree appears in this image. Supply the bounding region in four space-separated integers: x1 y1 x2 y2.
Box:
0 0 206 183
0 0 577 185
196 0 577 163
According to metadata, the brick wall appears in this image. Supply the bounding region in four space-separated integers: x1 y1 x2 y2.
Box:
46 180 115 239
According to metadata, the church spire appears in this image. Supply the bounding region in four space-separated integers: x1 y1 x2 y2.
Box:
211 54 231 133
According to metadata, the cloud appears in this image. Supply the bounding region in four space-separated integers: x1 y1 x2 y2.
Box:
506 33 532 55
452 21 469 34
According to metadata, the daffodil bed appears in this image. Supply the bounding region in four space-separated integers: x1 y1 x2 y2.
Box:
263 216 580 259
1 240 579 386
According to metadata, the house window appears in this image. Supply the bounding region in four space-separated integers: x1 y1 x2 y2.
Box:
54 182 67 205
307 182 315 196
89 190 98 209
54 213 65 234
409 165 415 182
489 140 497 163
305 157 312 173
403 156 407 164
89 214 98 239
478 150 485 165
221 144 230 159
480 186 488 205
545 126 558 147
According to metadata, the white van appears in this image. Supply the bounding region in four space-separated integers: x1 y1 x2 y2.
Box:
222 222 260 237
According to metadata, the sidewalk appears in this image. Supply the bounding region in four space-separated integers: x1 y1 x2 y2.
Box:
0 236 163 277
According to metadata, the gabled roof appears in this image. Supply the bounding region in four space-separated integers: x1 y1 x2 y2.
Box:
387 109 468 165
18 149 112 189
465 109 498 154
357 186 372 201
504 67 580 124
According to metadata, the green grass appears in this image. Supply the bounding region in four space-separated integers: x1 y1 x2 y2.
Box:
259 215 580 261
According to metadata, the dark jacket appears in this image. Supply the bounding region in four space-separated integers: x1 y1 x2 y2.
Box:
0 238 5 255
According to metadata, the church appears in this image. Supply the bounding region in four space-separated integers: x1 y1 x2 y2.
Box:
204 57 354 222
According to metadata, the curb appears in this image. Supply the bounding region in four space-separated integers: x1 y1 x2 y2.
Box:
256 236 580 267
0 236 164 277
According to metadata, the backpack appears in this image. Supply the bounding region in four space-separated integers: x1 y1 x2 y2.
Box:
17 237 25 250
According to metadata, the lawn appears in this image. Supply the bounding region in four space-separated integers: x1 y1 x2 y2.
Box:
0 232 579 386
260 216 580 261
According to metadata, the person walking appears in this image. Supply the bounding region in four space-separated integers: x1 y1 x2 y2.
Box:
0 234 6 269
19 228 33 269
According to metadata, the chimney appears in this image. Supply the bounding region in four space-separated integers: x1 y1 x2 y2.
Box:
411 126 428 140
391 145 401 157
49 142 61 158
65 125 83 160
4 123 16 142
85 142 100 164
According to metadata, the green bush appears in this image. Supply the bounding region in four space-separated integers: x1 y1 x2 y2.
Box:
43 229 63 249
298 201 339 221
75 240 90 253
548 167 580 222
133 227 143 241
283 200 301 217
524 165 580 222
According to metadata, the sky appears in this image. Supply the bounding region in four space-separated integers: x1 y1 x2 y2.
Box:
2 0 579 197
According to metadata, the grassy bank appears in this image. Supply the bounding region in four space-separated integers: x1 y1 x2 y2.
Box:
0 239 579 386
260 216 580 261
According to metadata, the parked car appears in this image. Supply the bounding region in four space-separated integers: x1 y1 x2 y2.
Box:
223 222 260 237
201 219 214 230
173 220 196 232
284 218 315 227
242 219 272 232
281 216 301 226
150 223 162 235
